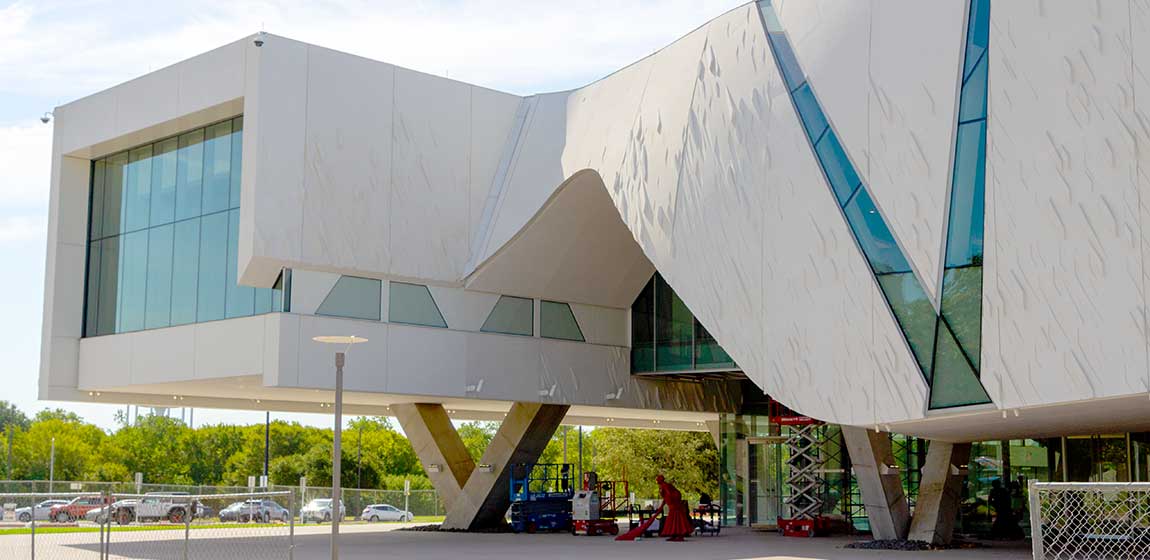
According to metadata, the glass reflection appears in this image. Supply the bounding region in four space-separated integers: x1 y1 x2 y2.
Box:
83 117 282 337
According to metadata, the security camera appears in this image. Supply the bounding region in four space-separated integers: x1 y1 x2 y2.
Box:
40 111 52 124
254 32 266 47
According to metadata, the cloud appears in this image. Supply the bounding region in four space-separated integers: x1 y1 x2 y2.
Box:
0 122 51 205
0 215 47 243
0 0 745 101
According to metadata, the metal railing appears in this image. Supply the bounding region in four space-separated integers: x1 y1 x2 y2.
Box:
1029 481 1150 559
0 490 294 559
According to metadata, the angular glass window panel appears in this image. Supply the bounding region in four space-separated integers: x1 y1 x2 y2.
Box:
541 301 584 342
876 272 937 378
149 137 179 227
655 274 693 371
844 189 913 275
766 32 804 92
792 83 828 141
124 145 153 232
229 117 244 209
316 276 382 321
694 319 735 369
144 224 174 329
929 321 992 409
225 209 256 319
89 160 106 239
85 241 101 336
170 218 200 326
202 121 232 214
102 152 127 237
175 130 205 221
964 0 990 78
97 236 120 335
481 295 533 336
272 271 286 313
388 282 446 328
815 131 861 206
118 230 149 333
959 56 987 123
196 211 228 322
940 266 983 370
944 121 986 268
630 276 655 373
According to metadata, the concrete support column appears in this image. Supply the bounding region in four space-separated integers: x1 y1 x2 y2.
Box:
909 441 971 545
843 426 909 540
393 403 475 510
444 402 569 530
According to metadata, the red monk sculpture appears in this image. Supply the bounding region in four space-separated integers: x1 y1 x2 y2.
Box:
615 474 695 542
656 474 693 541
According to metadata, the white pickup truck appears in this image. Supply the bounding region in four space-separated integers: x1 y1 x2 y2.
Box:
113 492 198 524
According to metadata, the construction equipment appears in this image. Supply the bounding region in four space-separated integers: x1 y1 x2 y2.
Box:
774 414 830 538
572 471 627 536
508 463 574 533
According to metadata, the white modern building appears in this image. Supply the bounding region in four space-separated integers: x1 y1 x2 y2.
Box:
39 0 1150 541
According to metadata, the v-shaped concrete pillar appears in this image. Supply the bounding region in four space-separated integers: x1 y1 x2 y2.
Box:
396 402 569 530
909 441 971 545
842 426 910 540
445 402 569 530
393 403 476 511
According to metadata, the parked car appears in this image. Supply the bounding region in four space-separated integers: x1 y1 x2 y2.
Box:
219 499 290 523
301 498 345 523
111 492 202 524
361 504 413 522
13 500 70 523
49 496 108 523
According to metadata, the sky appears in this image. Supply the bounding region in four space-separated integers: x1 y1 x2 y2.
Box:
0 0 745 431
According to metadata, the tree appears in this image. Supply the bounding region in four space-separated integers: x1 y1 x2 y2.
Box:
586 428 717 503
103 415 194 484
0 401 30 431
11 417 107 481
456 422 496 463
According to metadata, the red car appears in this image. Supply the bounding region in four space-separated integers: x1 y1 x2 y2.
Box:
50 496 108 523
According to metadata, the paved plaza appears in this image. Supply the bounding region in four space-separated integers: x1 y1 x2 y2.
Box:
0 524 1033 559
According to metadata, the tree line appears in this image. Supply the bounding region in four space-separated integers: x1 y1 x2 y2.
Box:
0 401 717 500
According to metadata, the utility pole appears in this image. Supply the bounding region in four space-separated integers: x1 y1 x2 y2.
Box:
6 427 12 479
577 427 583 482
49 437 56 493
264 411 271 479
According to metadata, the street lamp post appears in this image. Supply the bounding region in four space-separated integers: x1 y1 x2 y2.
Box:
312 335 367 560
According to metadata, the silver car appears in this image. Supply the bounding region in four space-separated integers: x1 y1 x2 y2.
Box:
301 499 345 523
361 504 413 522
13 500 70 523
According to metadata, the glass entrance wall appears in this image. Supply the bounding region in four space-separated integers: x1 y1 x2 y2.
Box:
84 116 284 337
631 272 737 373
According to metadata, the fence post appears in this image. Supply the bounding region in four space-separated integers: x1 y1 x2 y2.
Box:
1028 480 1043 560
30 495 35 560
183 495 191 560
289 488 296 560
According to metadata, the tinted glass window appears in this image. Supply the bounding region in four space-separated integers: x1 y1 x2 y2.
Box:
83 117 282 337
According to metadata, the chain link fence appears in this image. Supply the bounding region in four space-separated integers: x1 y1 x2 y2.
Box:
1029 481 1150 559
0 490 293 559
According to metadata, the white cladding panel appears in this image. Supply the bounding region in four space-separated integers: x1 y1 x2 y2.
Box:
301 46 395 275
983 1 1147 407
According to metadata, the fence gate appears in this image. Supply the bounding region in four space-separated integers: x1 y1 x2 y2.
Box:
1029 481 1150 559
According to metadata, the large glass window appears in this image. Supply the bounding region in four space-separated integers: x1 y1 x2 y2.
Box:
83 117 283 337
630 272 738 373
630 277 655 372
